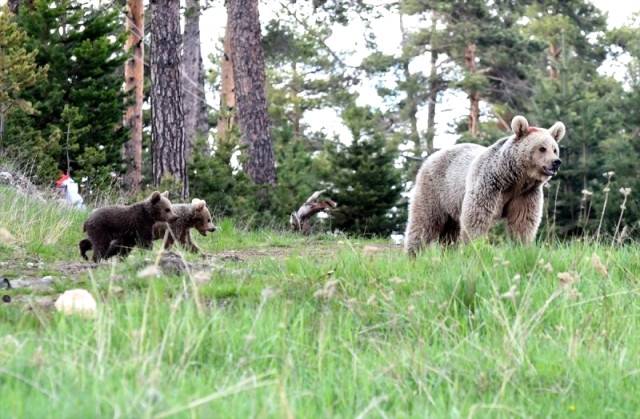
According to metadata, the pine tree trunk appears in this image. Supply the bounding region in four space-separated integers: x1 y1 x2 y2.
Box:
465 42 479 137
217 20 236 142
399 13 419 151
549 42 561 80
7 0 18 14
290 61 301 141
123 0 144 194
425 17 438 155
227 0 276 187
0 106 7 143
150 0 188 199
182 0 209 157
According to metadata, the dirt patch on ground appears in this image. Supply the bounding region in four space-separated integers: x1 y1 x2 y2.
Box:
0 243 406 311
0 244 405 291
215 243 403 261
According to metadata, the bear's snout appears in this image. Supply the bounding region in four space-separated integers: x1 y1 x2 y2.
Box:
198 225 216 236
541 158 562 177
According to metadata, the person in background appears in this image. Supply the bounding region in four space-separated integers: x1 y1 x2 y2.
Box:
55 173 85 209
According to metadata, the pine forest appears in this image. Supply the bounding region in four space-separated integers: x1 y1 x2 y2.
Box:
2 0 640 242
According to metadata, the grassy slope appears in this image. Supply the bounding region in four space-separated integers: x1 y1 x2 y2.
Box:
1 185 639 418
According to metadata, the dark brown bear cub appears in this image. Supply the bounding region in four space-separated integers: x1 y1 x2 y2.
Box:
152 198 216 255
79 191 177 262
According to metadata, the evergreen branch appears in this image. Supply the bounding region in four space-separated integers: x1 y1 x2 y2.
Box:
278 1 358 71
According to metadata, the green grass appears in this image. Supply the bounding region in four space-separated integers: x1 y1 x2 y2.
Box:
1 185 640 418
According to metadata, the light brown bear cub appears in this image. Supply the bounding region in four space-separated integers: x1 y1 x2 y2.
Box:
405 115 565 257
152 198 216 255
79 191 177 262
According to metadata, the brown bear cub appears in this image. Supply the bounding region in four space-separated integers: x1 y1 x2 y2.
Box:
405 115 566 257
79 191 177 262
152 198 216 255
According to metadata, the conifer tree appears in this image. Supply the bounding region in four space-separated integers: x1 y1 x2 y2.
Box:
7 0 128 188
123 0 145 194
323 105 404 237
523 1 612 238
0 4 47 144
227 0 276 188
271 122 326 227
150 0 188 199
188 137 254 220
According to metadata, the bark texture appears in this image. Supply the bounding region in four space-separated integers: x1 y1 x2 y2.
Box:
217 19 236 142
425 17 439 155
123 0 144 194
227 0 276 186
465 42 479 137
549 41 561 80
151 0 188 199
7 0 19 14
182 0 210 156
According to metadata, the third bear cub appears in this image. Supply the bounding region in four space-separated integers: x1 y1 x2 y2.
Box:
153 198 216 255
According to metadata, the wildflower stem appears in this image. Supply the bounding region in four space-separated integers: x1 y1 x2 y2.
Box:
595 173 614 243
612 188 631 246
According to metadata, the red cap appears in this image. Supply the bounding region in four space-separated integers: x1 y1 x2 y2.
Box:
56 173 70 187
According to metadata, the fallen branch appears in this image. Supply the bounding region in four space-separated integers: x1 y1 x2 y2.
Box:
290 189 337 235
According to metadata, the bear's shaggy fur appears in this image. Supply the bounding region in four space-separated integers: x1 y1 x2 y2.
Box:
152 198 216 255
79 191 178 262
405 115 566 257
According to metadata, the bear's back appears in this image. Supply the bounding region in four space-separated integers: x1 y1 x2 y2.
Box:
167 204 193 231
84 205 140 231
414 143 485 214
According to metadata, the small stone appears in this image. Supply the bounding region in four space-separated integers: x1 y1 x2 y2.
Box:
54 289 97 317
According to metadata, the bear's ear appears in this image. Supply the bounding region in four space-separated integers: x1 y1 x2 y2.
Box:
150 191 161 204
192 199 205 211
511 115 529 139
548 121 566 142
161 191 170 198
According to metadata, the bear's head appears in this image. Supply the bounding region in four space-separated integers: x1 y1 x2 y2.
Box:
511 115 565 182
190 198 216 236
149 191 178 222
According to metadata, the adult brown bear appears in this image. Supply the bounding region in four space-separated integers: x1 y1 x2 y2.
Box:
405 115 566 257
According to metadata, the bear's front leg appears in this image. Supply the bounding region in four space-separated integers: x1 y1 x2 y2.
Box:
184 232 203 254
505 190 544 244
459 189 500 243
105 239 132 259
91 237 112 262
137 230 155 250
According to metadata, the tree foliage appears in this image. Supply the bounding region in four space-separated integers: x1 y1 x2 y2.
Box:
0 4 48 143
4 0 640 241
7 0 128 189
323 105 404 237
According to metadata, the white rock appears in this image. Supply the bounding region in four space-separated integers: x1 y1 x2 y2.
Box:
54 289 97 317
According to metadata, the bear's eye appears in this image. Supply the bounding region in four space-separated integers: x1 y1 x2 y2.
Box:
553 148 557 154
539 147 546 153
165 208 171 213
